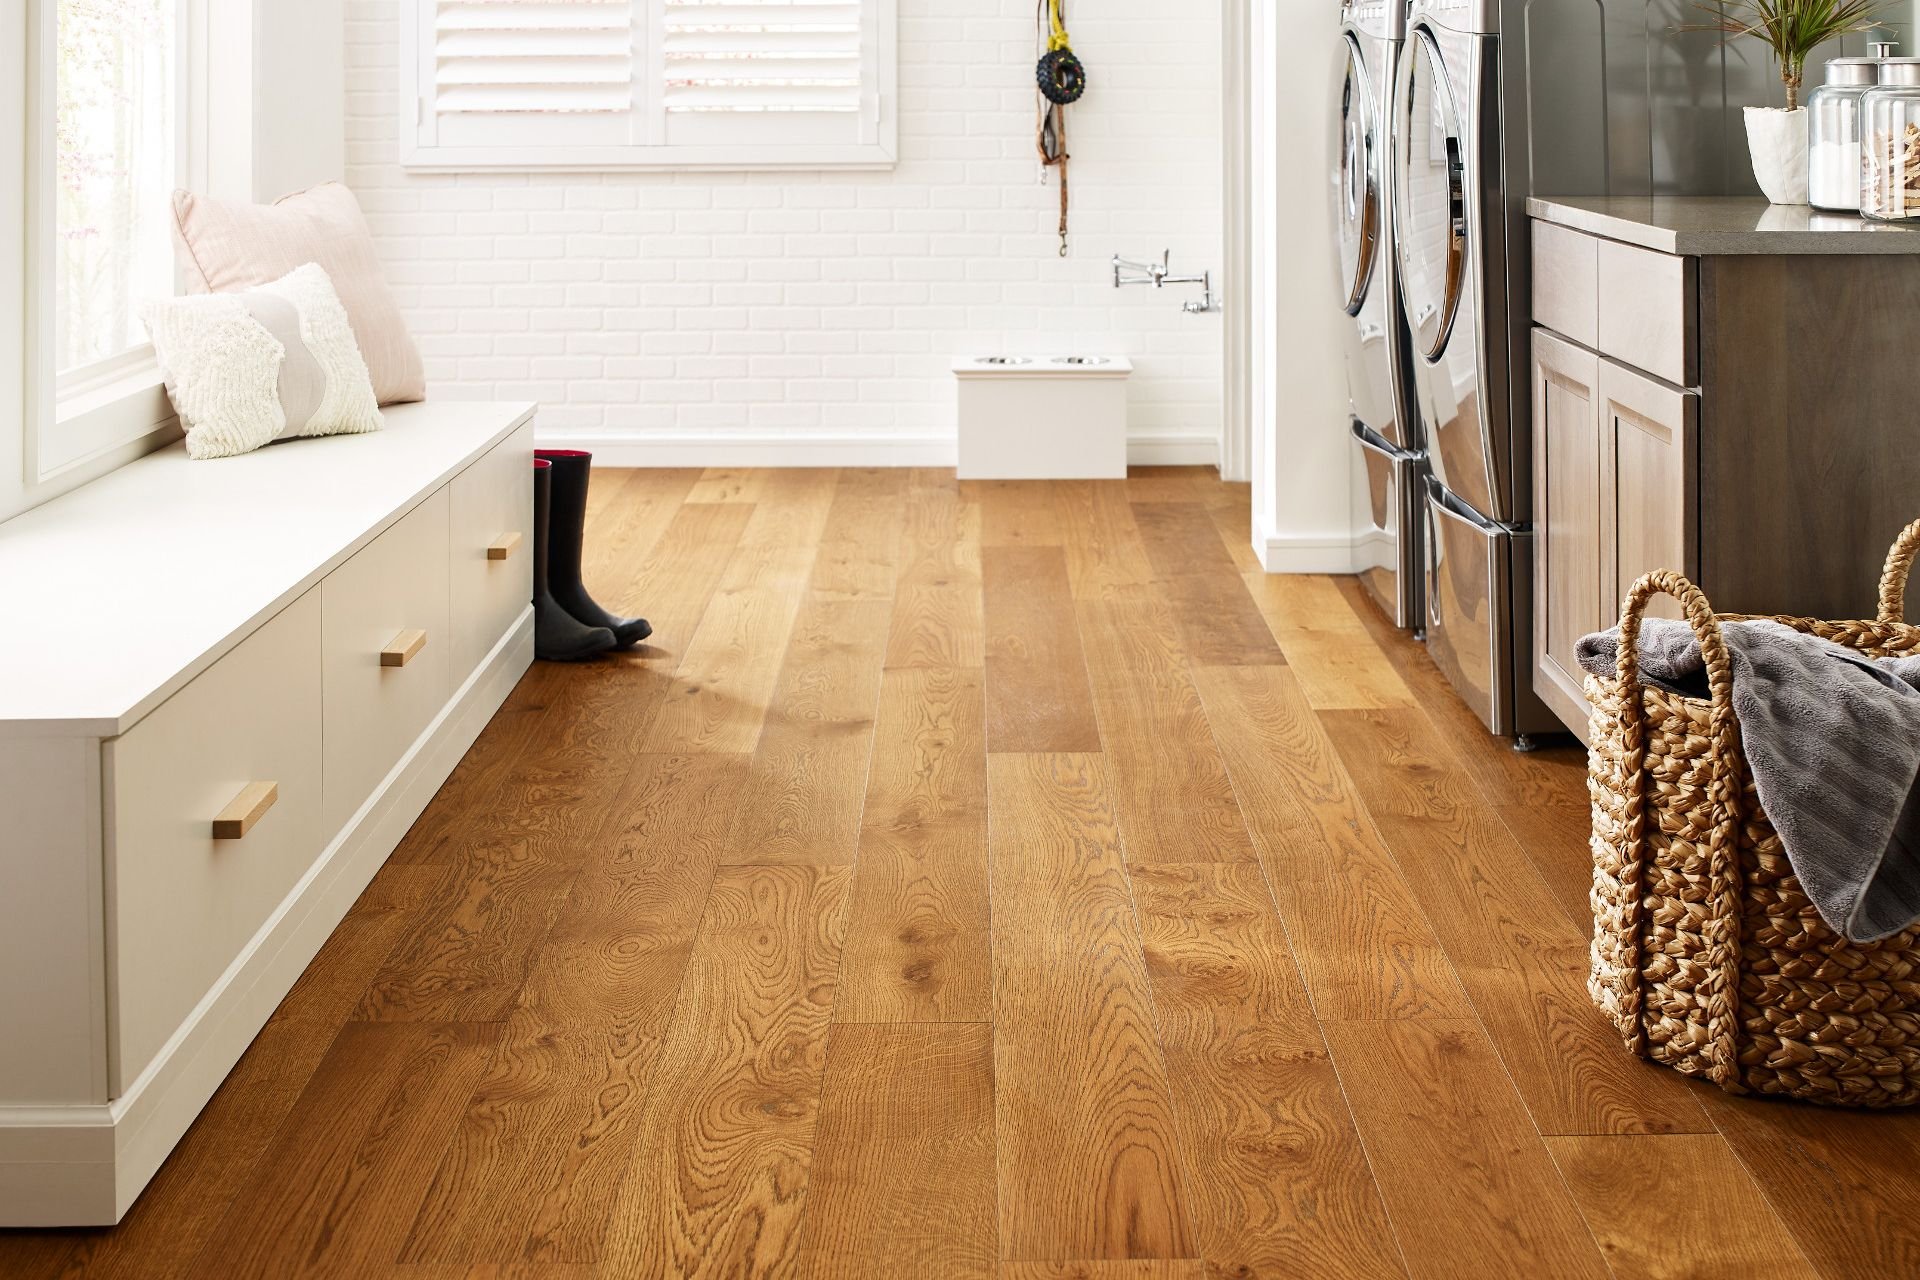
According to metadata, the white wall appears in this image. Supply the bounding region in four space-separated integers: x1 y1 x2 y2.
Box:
1246 2 1356 572
343 0 1223 467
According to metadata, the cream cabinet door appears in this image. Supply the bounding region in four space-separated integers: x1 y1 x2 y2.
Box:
106 589 324 1093
1531 327 1606 739
1601 358 1699 622
321 489 453 831
448 423 534 679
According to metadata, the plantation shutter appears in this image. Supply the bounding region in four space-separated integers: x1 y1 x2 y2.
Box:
404 0 895 168
424 1 638 150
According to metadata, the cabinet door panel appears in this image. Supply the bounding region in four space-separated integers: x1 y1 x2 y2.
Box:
1601 359 1699 623
1531 328 1605 739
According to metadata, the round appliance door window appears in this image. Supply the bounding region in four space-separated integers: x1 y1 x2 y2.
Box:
1334 34 1380 317
1394 29 1467 364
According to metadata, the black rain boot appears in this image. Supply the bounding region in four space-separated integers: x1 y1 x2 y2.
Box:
536 449 653 649
534 459 618 662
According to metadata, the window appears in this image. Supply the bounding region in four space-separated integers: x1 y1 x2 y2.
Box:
400 0 897 171
54 0 179 384
25 0 185 487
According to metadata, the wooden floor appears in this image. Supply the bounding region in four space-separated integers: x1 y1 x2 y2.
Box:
6 466 1919 1279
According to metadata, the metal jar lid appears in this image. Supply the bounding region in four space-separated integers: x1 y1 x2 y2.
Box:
1878 57 1920 88
1826 56 1879 86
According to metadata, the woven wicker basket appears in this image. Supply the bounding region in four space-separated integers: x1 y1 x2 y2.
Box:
1587 522 1920 1107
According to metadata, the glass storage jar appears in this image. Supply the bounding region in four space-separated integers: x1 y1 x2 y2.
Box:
1863 60 1920 221
1809 58 1878 210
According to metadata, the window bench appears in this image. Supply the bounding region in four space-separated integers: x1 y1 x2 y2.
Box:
0 402 537 1225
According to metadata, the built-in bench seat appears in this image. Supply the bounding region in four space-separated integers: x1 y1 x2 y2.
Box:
0 402 536 1225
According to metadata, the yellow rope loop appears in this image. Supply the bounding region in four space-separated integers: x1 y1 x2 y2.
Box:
1879 518 1920 625
1047 0 1071 51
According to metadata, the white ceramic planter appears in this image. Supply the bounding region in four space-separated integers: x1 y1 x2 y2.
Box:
1746 106 1810 205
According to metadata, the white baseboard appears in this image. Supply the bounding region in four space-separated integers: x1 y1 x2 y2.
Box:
1255 518 1376 574
536 430 1220 471
0 612 534 1227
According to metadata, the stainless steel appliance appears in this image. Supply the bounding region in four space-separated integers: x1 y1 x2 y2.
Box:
1385 0 1895 743
1335 0 1422 629
1393 0 1550 739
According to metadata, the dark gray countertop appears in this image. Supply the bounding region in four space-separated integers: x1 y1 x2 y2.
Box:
1526 196 1920 255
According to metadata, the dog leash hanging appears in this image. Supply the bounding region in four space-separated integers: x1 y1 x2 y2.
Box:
1035 0 1085 257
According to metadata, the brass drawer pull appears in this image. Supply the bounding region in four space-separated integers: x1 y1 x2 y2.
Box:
213 782 278 840
381 629 428 668
487 532 523 561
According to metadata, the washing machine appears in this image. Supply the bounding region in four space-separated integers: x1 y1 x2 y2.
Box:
1391 0 1552 740
1334 0 1423 630
1388 0 1867 742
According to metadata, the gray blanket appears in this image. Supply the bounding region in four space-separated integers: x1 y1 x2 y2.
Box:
1578 618 1920 943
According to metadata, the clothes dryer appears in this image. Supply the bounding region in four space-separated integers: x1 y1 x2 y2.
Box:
1335 0 1423 629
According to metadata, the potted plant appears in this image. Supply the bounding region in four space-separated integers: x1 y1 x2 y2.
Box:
1690 0 1897 203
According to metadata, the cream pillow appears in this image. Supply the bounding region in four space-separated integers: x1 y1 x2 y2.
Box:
143 263 382 461
171 182 425 405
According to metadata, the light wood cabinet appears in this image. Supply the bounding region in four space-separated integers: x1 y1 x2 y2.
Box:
1601 360 1697 624
1531 328 1702 739
1530 329 1605 733
1529 214 1919 740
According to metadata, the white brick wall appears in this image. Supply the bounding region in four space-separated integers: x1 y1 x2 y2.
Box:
343 0 1223 466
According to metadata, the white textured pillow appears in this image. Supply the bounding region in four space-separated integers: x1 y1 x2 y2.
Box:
142 262 382 461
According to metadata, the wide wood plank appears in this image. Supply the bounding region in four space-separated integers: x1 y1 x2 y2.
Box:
1131 863 1406 1280
1545 1134 1817 1280
599 500 756 669
1322 1019 1611 1280
1191 665 1468 1022
190 1023 501 1278
1054 480 1156 600
353 666 665 1023
983 544 1101 754
388 668 566 867
1333 573 1596 922
684 467 767 505
972 479 1066 548
598 864 851 1279
272 864 454 1027
1242 573 1414 710
715 469 838 594
726 596 890 865
642 583 811 754
1322 706 1713 1136
640 472 838 751
579 468 700 623
999 1265 1204 1280
398 755 748 1265
837 666 992 1023
810 468 909 601
1124 467 1212 504
792 1024 997 1279
21 1020 340 1280
1130 502 1283 666
1076 595 1259 864
888 478 984 669
1207 490 1263 574
989 753 1193 1263
1704 1092 1920 1280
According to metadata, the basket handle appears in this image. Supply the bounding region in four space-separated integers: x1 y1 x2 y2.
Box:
1616 570 1734 719
1613 570 1745 1090
1878 519 1920 625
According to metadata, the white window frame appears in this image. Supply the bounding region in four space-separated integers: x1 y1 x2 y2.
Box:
398 0 899 173
23 0 193 489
